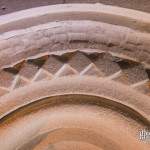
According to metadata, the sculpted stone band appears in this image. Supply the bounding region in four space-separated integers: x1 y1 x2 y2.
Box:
0 3 149 150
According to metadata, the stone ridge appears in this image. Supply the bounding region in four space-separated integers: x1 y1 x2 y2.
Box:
1 0 150 16
1 20 150 70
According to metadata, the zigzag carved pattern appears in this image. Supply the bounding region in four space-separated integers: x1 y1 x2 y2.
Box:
0 50 150 96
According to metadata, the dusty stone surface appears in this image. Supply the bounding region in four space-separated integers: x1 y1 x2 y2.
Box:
0 3 149 150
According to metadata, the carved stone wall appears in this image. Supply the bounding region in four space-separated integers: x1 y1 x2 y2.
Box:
0 3 149 150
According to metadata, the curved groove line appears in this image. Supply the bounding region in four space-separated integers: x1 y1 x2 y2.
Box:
0 94 149 127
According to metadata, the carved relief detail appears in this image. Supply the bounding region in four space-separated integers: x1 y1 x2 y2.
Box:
0 50 149 97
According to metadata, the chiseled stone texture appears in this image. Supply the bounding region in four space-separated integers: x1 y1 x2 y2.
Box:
1 0 150 15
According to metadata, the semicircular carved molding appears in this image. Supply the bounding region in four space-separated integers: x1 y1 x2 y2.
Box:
0 3 150 150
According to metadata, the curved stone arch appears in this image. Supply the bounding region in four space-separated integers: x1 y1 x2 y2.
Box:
0 77 149 123
0 3 150 150
0 93 149 150
0 3 150 33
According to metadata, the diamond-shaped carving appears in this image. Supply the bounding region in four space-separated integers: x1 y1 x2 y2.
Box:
80 63 104 77
19 61 39 80
32 69 52 81
94 53 120 76
11 75 29 89
42 55 63 74
68 51 91 72
114 64 148 85
56 64 78 77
